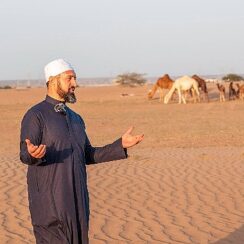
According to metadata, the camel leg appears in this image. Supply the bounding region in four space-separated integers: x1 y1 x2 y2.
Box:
229 91 231 100
193 83 200 103
191 88 196 103
164 86 176 104
183 90 189 102
182 91 187 104
179 89 186 104
164 93 169 104
177 91 180 104
177 89 182 104
195 89 200 103
205 92 209 102
197 92 201 102
220 93 225 102
159 88 164 102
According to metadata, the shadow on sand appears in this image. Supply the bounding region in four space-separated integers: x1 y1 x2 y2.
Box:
213 225 244 244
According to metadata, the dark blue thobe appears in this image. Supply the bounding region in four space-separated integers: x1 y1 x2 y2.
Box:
20 96 127 244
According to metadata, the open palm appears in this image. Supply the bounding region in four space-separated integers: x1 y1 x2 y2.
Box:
122 127 144 148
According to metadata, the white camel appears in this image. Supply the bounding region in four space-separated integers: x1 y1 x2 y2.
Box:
164 75 200 104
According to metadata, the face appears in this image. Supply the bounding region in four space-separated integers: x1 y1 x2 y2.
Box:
56 70 77 103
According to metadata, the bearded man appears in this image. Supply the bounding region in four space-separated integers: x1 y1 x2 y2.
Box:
20 59 144 244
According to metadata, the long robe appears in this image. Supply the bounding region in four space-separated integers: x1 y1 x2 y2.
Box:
20 95 127 244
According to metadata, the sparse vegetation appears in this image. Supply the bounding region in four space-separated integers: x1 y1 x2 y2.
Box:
222 73 243 81
0 85 12 89
113 72 147 87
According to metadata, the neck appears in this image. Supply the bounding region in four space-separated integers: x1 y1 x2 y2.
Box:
47 90 65 102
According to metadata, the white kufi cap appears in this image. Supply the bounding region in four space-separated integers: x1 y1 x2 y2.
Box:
44 58 74 82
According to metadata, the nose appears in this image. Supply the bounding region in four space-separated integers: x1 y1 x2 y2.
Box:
71 77 77 88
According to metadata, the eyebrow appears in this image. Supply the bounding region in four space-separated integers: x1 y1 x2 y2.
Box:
66 74 76 79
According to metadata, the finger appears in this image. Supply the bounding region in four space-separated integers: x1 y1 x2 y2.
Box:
25 139 31 146
33 145 46 157
32 144 46 157
139 134 144 139
31 144 45 157
25 139 38 153
135 134 144 140
138 135 144 142
29 145 38 154
125 126 134 135
135 134 144 143
34 145 46 158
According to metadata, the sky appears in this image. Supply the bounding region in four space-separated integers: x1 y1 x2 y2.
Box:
0 0 244 80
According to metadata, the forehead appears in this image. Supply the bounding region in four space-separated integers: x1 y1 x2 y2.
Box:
61 70 76 77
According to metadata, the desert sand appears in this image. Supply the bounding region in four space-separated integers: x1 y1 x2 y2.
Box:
0 84 243 243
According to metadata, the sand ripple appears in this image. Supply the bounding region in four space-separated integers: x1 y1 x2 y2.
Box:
88 147 244 244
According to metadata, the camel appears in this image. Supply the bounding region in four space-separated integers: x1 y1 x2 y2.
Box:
164 75 200 104
236 83 244 100
216 83 226 102
228 82 237 100
148 74 174 101
192 74 209 102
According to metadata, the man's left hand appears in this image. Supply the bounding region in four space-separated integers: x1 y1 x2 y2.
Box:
122 126 144 148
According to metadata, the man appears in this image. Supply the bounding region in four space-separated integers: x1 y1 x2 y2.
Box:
20 58 144 244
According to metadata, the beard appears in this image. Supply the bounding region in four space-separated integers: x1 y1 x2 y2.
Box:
57 80 77 104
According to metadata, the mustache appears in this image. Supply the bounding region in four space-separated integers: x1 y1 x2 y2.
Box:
68 86 76 93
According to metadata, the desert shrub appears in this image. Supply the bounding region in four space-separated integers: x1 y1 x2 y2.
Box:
113 72 147 87
0 85 12 89
222 74 243 81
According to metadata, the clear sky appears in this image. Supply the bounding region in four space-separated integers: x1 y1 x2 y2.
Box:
0 0 243 80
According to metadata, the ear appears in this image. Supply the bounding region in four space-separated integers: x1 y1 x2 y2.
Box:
50 76 58 86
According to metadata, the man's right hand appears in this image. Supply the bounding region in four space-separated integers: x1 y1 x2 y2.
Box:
25 139 46 159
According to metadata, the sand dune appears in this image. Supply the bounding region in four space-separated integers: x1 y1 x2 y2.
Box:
0 85 243 243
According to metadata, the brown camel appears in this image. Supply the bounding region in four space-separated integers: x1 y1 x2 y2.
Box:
216 83 226 102
229 81 237 100
236 83 244 100
192 74 209 102
148 74 174 101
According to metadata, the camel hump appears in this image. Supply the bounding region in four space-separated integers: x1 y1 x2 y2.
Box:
177 75 191 81
159 74 170 79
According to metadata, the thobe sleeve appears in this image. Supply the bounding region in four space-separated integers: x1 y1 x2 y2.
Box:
20 109 46 165
85 136 128 164
78 116 127 164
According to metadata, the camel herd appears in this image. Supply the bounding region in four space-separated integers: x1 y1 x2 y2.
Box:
147 74 244 104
